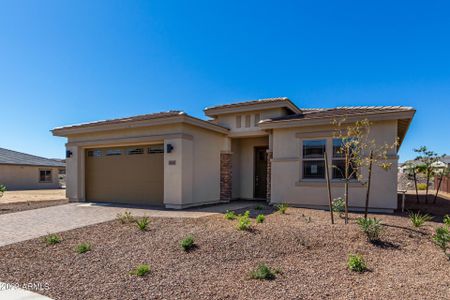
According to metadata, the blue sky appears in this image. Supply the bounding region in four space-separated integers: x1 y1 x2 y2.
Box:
0 0 449 161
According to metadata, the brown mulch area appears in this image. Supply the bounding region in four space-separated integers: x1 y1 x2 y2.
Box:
0 206 449 300
0 199 69 215
397 192 450 219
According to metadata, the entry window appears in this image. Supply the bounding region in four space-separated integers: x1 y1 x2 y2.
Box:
302 140 326 179
254 113 260 126
332 138 356 179
39 170 52 183
148 145 164 154
106 149 122 156
128 148 144 155
245 115 251 127
236 115 242 128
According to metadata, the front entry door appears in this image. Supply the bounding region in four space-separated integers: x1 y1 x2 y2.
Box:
254 146 268 199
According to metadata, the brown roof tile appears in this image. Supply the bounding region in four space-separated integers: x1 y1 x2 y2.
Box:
263 106 415 122
204 97 296 111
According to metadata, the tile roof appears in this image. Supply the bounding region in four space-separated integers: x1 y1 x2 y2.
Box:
53 111 185 131
263 106 415 122
0 147 65 167
204 97 296 111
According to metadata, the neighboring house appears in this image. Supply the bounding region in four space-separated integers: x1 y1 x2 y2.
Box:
52 97 415 212
0 147 66 190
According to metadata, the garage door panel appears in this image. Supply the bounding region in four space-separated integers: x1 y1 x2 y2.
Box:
85 145 164 205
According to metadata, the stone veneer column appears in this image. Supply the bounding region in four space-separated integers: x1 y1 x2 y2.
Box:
220 152 232 201
266 151 273 201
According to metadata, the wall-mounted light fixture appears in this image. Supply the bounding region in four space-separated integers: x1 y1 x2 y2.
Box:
66 150 73 158
166 144 174 153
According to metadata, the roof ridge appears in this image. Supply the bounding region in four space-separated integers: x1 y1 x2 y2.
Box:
204 97 290 110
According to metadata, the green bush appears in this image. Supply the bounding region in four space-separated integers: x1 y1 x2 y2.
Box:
116 211 135 224
275 203 288 214
250 264 278 280
224 210 237 220
256 214 265 224
44 234 62 245
254 205 264 210
180 235 196 252
0 184 6 197
409 211 433 228
356 218 383 241
347 254 367 272
443 214 450 227
130 264 150 277
332 197 345 217
136 216 150 231
76 243 91 254
237 211 252 231
432 226 450 253
417 183 427 190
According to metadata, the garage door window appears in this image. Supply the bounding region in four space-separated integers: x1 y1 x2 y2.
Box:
128 148 144 155
106 149 122 156
148 145 164 154
39 170 52 183
87 150 102 157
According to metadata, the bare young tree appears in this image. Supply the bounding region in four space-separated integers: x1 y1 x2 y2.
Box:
434 165 449 204
333 118 397 223
414 146 442 204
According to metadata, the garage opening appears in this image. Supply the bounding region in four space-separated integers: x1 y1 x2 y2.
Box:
85 144 164 206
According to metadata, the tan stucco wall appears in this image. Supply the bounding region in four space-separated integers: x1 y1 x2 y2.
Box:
64 123 227 208
231 137 269 199
0 164 61 190
270 120 399 211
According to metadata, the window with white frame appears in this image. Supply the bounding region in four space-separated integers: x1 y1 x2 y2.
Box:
302 139 326 179
245 115 251 127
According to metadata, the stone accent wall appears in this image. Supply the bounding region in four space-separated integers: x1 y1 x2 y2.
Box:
266 151 273 201
220 152 232 201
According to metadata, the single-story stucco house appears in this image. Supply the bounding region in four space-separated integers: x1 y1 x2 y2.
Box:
52 97 415 212
0 147 65 190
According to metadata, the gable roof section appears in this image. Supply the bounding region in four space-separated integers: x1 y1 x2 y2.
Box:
0 147 65 167
204 97 302 117
52 111 229 136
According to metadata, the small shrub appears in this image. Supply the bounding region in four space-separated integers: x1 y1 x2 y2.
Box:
432 226 450 253
76 243 91 254
417 183 427 190
224 210 237 220
347 254 367 272
443 214 450 227
180 235 196 251
237 211 251 231
275 203 288 214
130 264 150 277
0 184 6 197
44 234 62 245
332 197 345 217
304 216 312 223
409 211 433 228
256 214 265 223
250 264 278 280
255 205 264 210
116 211 135 224
356 218 383 241
136 216 150 231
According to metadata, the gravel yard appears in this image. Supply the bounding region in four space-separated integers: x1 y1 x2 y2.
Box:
0 205 449 300
0 189 68 215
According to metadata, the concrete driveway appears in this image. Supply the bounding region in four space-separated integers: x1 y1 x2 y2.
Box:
0 201 258 247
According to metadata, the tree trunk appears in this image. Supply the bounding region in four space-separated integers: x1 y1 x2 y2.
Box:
434 175 443 204
413 169 419 204
425 169 430 204
324 152 334 224
364 151 373 219
344 154 349 224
